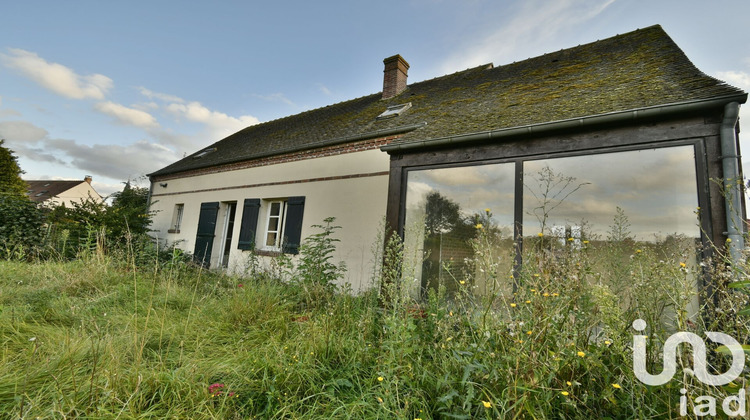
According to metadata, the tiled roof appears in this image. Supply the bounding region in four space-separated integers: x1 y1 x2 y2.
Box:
150 25 746 178
26 180 85 203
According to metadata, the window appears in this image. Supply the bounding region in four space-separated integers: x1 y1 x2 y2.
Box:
237 196 305 254
193 147 217 159
377 102 412 120
405 163 516 296
264 200 287 249
403 145 702 302
169 204 184 233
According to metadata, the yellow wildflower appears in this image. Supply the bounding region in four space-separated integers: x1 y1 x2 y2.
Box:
577 351 586 357
510 303 517 308
526 330 532 335
727 238 732 243
525 300 531 304
635 249 642 253
485 208 491 213
552 293 559 297
604 340 612 346
568 237 574 242
583 240 589 244
612 383 621 389
459 280 466 285
566 381 572 386
530 288 536 292
679 262 686 268
543 292 550 297
378 376 384 382
476 223 483 229
377 397 383 403
537 232 544 237
482 400 492 408
561 391 569 396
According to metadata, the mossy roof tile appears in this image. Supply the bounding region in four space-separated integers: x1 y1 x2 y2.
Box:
150 25 745 177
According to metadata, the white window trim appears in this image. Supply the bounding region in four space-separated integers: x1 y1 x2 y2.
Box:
171 203 184 232
262 200 287 251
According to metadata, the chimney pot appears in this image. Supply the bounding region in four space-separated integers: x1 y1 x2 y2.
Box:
84 175 92 184
382 54 409 99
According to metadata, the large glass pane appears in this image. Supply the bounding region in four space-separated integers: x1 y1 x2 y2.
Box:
404 163 515 298
522 146 700 320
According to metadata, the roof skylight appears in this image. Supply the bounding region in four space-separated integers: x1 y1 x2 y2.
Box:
377 102 412 120
193 147 217 159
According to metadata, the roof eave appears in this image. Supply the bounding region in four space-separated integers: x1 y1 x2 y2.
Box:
148 122 427 179
381 94 748 153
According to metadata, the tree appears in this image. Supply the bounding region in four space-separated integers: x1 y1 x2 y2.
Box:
0 141 44 258
108 180 152 238
46 180 153 258
424 191 462 236
0 139 28 196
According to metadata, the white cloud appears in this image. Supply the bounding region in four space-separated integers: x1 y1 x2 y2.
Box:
45 138 178 180
166 101 260 137
138 87 185 104
2 48 113 100
94 101 159 129
0 121 63 164
317 83 332 96
91 180 127 198
0 120 49 142
252 93 296 107
438 0 616 73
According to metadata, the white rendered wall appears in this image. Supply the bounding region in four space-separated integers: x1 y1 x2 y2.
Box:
150 149 389 292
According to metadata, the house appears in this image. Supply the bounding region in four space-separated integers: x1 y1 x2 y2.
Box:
148 25 746 294
26 176 103 207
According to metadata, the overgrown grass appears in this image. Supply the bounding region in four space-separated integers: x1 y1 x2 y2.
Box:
1 224 749 419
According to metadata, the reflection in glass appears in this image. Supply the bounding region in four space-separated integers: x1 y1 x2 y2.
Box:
523 147 699 241
404 163 515 298
402 145 702 321
522 146 700 319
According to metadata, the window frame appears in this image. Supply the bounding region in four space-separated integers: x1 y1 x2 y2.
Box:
237 196 305 255
396 137 712 280
168 203 184 233
262 199 288 251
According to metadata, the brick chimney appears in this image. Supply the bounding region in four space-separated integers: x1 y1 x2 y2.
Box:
382 55 409 99
84 175 92 184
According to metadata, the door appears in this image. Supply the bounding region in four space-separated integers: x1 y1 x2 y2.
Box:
194 202 220 267
219 202 237 268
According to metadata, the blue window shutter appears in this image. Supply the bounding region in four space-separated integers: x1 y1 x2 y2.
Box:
194 202 220 267
283 196 305 254
237 198 261 250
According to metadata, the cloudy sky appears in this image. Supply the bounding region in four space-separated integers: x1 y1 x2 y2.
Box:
1 0 749 197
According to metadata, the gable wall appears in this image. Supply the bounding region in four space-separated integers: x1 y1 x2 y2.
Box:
46 182 103 207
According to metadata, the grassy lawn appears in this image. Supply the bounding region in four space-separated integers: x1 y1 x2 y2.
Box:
0 232 747 419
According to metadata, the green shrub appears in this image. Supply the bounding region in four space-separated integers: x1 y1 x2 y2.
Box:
0 193 45 260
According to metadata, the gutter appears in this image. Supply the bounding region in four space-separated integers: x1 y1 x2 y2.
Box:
149 122 427 179
720 101 744 265
381 95 748 153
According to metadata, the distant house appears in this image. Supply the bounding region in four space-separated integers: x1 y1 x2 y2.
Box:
26 176 103 207
148 25 746 293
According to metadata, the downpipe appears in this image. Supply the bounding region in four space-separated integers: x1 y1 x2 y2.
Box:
720 101 744 266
